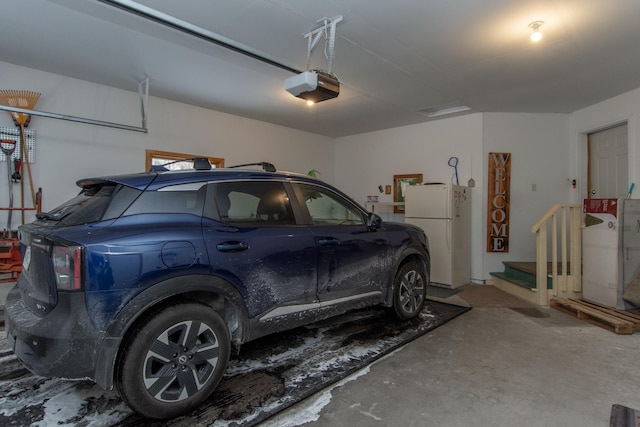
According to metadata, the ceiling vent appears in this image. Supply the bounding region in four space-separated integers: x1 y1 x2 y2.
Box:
419 105 471 118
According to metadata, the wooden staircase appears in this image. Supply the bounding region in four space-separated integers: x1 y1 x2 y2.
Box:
490 204 582 306
491 262 558 305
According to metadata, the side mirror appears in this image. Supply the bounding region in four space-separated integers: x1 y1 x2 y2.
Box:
366 213 382 231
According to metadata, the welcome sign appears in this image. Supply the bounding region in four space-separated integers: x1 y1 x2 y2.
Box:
487 152 511 252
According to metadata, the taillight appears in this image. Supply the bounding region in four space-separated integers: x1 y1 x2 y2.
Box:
52 245 83 290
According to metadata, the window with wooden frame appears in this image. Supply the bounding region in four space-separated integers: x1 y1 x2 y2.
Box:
145 149 224 171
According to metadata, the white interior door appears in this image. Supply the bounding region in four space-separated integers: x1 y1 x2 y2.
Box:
589 123 628 198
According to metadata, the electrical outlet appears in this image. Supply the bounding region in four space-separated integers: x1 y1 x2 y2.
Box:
531 183 537 192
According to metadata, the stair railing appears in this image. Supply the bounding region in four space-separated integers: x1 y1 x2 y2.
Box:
530 204 582 305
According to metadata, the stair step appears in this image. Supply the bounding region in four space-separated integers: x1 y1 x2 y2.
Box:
503 263 536 282
490 273 542 306
504 261 573 277
501 261 554 289
490 271 537 290
490 261 580 307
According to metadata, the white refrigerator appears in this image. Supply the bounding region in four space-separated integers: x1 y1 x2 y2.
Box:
404 184 471 288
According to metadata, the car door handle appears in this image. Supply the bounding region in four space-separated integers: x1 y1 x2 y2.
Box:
216 241 249 252
318 237 341 247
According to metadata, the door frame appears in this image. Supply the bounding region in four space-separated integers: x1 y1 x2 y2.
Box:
579 120 630 202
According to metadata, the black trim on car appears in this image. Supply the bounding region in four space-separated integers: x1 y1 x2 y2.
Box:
94 274 249 389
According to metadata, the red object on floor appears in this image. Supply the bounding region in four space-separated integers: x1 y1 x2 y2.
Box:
0 232 21 282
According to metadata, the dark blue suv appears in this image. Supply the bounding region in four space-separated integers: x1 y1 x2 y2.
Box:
5 161 430 419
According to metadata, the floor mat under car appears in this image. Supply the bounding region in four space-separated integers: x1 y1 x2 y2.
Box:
0 300 470 427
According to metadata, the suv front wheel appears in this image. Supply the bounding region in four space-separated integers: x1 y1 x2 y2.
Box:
392 260 427 320
116 303 230 419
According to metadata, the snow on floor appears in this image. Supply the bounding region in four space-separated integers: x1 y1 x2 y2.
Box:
259 366 373 427
0 302 464 426
260 346 408 427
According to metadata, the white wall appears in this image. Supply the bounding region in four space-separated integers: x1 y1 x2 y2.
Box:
0 61 334 228
335 98 640 283
482 113 571 277
335 114 485 282
570 88 640 202
335 113 572 283
4 60 640 285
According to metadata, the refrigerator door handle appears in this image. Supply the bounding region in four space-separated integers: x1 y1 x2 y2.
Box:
446 219 451 251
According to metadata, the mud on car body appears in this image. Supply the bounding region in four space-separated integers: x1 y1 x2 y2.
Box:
5 160 430 419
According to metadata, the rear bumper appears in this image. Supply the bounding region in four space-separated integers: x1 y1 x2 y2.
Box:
5 285 103 381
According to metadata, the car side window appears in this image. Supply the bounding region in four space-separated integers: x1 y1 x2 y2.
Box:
215 181 295 226
298 183 364 226
123 183 206 216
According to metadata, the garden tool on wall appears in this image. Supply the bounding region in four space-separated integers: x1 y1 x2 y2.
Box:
12 158 21 183
448 156 459 185
0 90 41 223
0 140 16 232
0 139 22 281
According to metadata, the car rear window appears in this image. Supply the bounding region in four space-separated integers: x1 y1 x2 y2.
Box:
37 184 141 226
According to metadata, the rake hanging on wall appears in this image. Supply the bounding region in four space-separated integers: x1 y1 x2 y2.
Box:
0 90 41 224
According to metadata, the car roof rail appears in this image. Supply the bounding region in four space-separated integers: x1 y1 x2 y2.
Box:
193 158 212 170
228 162 276 172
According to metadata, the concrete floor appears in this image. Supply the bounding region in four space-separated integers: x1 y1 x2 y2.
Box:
0 281 13 307
2 282 638 426
263 284 640 427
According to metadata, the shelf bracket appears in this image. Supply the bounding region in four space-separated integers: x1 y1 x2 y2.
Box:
0 79 150 133
304 15 343 74
138 76 149 129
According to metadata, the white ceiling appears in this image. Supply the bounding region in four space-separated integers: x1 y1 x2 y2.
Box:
1 0 640 138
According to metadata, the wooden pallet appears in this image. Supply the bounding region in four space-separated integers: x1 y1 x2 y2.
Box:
550 298 640 335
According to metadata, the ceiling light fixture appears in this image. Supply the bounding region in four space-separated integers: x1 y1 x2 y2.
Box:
529 21 544 42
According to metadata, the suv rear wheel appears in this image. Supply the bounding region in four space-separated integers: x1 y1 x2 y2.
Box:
392 260 427 320
116 303 230 419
